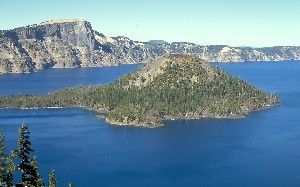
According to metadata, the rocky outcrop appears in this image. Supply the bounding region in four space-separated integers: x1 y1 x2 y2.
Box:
0 35 35 73
1 19 300 73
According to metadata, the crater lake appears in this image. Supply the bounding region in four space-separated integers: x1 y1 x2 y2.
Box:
0 61 299 187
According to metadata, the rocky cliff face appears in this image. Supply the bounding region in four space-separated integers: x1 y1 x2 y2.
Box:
1 19 300 73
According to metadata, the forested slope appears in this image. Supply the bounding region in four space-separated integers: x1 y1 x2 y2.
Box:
0 54 279 127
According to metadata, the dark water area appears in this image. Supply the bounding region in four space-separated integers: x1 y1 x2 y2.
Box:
0 64 140 95
0 61 299 187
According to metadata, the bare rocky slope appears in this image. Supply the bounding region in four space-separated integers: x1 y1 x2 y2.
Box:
1 19 300 73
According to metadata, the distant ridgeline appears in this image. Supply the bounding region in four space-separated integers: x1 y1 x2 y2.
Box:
1 19 300 73
0 54 279 127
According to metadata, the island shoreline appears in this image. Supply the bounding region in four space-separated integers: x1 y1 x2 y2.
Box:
0 102 279 128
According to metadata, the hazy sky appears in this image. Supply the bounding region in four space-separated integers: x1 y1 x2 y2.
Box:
1 0 299 47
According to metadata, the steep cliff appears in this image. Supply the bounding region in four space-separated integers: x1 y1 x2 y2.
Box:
1 19 300 73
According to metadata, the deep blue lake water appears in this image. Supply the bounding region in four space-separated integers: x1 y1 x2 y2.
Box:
0 61 299 187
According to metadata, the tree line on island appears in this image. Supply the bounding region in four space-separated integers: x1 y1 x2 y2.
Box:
0 54 279 127
0 123 73 187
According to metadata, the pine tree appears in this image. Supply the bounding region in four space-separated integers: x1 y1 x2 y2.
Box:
15 123 35 186
48 170 57 187
0 130 7 186
6 152 16 187
31 156 44 187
